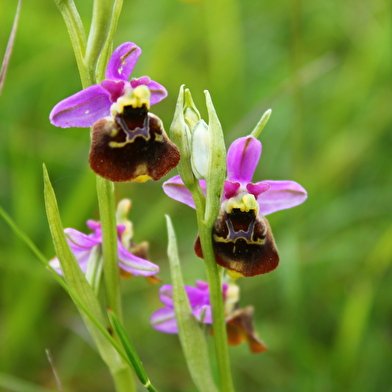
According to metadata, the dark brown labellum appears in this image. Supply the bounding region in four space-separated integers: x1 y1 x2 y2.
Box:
195 206 279 277
89 105 180 182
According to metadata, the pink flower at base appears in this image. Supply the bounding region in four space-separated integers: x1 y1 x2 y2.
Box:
150 280 267 353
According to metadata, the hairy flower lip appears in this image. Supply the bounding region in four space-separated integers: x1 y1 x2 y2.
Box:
49 42 167 129
194 211 279 277
89 110 180 183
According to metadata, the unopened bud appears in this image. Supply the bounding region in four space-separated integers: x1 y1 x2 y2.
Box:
191 120 211 179
184 88 201 131
170 85 197 188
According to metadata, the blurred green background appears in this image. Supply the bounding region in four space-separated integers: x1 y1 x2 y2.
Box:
1 0 391 391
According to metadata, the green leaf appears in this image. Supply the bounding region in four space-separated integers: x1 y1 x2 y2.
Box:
165 216 219 392
108 310 159 392
43 164 126 374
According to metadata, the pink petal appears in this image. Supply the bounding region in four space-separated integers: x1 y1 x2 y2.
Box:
159 285 174 306
150 307 178 334
195 280 209 290
117 241 159 276
159 284 207 308
49 85 111 128
86 220 101 231
223 181 241 199
64 228 101 248
246 182 270 197
186 286 209 308
192 304 212 324
49 257 62 273
131 77 168 105
49 248 92 274
100 80 125 102
163 175 206 209
105 42 141 81
257 180 308 215
68 249 91 272
227 136 261 183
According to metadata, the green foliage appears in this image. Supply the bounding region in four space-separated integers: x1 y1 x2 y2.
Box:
0 0 391 391
165 216 219 392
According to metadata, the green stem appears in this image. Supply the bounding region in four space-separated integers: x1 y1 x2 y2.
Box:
191 186 235 392
96 176 122 320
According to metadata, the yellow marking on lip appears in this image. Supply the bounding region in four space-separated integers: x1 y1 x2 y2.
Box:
227 193 259 213
133 174 152 183
111 85 151 116
213 233 265 245
227 270 244 279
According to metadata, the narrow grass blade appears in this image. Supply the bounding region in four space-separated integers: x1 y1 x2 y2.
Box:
43 164 127 374
0 0 22 95
165 216 219 392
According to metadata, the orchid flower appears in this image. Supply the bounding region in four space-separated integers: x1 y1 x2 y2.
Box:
50 42 180 182
163 135 307 277
150 280 267 353
50 200 159 278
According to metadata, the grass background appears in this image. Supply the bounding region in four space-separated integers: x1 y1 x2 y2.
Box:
0 0 391 391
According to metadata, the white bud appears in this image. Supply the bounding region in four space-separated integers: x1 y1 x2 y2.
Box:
191 120 211 179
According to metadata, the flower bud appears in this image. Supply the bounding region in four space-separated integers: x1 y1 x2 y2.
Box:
184 88 201 131
169 85 197 188
191 120 211 179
